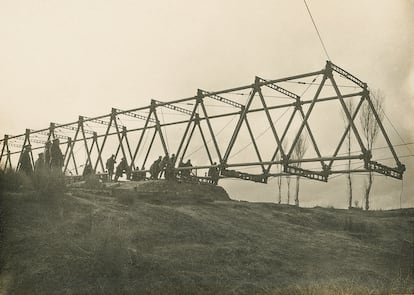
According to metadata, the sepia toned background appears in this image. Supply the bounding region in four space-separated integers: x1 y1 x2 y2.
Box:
0 0 413 208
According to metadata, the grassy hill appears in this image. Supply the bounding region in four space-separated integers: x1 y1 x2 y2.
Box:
0 180 413 294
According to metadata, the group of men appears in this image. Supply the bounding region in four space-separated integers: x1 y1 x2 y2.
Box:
177 159 193 178
208 162 220 185
18 141 221 184
105 154 129 182
105 153 221 184
18 138 64 175
105 154 135 182
149 154 177 180
16 137 221 185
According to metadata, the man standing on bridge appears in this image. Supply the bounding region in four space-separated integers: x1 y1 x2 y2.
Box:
106 154 116 181
18 145 33 175
34 153 45 173
150 156 162 179
208 162 219 185
160 154 171 179
114 157 128 181
50 139 64 172
44 140 51 169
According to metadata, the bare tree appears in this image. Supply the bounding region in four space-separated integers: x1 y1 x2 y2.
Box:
276 141 288 204
293 134 308 207
342 100 354 209
359 90 384 210
286 175 291 204
276 153 282 204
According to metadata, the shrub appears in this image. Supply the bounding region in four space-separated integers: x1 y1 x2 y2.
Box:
0 169 33 192
33 169 66 197
0 168 66 199
73 221 133 291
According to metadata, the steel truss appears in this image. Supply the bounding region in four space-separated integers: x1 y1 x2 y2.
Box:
0 62 405 182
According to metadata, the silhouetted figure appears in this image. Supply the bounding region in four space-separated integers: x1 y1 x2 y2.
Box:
34 153 45 172
170 154 176 165
114 157 128 181
106 154 116 181
19 145 33 175
44 141 51 168
131 166 146 181
125 165 132 180
165 154 176 181
159 154 169 178
50 139 64 172
178 160 185 177
150 156 162 180
208 162 219 185
181 159 192 177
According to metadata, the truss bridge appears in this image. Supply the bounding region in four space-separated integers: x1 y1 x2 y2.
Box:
0 61 406 183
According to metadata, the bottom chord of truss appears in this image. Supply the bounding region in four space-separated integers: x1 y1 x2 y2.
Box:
365 161 405 180
283 166 328 182
221 169 268 183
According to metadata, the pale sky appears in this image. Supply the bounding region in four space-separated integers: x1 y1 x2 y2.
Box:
0 0 413 209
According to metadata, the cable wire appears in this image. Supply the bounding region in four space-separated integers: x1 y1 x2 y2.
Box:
303 0 331 61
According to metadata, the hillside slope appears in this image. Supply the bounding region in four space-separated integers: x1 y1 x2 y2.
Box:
0 181 413 294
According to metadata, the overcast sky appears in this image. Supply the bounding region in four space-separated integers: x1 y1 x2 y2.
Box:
0 0 413 209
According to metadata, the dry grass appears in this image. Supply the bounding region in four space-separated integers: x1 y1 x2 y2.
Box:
0 181 413 294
